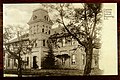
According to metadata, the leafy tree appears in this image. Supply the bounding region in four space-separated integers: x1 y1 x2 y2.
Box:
42 3 102 75
3 25 34 77
3 25 15 43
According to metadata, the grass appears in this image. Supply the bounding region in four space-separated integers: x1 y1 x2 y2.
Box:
4 68 103 76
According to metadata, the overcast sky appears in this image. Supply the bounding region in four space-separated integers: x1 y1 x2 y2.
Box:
3 3 83 29
3 3 42 29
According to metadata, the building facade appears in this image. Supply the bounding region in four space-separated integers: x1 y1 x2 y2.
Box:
4 8 99 70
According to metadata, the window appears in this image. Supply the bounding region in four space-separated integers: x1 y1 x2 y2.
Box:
72 39 77 45
33 15 37 20
31 29 32 35
44 16 49 21
71 37 72 45
27 57 29 66
63 38 65 46
14 59 17 67
34 26 36 34
44 16 46 20
62 58 65 65
82 54 85 65
46 32 47 34
37 25 39 33
42 28 44 33
49 30 50 34
8 58 10 67
43 40 45 46
94 56 98 66
71 55 76 64
31 27 33 34
47 17 49 21
34 40 37 47
54 31 56 33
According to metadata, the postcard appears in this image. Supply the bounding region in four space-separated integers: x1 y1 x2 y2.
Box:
3 3 118 77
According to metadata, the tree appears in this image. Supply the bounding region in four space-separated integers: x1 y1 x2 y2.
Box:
41 38 55 69
3 25 34 77
42 3 102 75
3 25 15 43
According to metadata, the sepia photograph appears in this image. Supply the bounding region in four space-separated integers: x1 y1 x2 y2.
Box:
3 3 118 77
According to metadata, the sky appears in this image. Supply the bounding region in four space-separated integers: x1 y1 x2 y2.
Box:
3 3 118 75
3 3 42 28
3 3 83 28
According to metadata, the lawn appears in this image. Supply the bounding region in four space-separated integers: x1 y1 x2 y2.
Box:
4 68 103 76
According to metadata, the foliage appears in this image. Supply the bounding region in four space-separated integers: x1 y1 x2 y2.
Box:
42 3 102 75
3 25 34 77
41 38 56 69
42 52 55 69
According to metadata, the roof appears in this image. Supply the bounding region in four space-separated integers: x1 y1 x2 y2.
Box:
5 33 29 44
27 8 53 25
33 8 48 13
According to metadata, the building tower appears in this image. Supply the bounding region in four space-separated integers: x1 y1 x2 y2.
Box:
28 8 53 69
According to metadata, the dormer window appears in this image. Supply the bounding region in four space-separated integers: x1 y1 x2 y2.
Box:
33 15 37 20
44 16 49 21
44 16 46 20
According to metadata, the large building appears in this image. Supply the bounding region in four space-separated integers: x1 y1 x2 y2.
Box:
4 8 99 70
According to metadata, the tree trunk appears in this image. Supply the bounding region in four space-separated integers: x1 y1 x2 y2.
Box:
18 53 22 77
83 39 93 76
